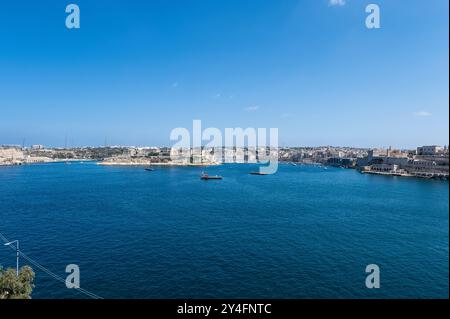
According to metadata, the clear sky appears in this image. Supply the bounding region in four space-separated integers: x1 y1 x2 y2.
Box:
0 0 448 148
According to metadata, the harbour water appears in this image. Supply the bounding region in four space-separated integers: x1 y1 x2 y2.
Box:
0 162 448 298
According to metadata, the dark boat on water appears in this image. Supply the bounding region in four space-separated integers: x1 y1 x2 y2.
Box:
145 168 155 171
250 172 269 175
200 172 222 180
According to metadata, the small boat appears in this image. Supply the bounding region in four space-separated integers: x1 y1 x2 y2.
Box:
290 162 297 166
200 172 222 180
250 172 269 175
145 168 155 171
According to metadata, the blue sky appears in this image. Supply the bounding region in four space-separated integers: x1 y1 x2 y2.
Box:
0 0 448 148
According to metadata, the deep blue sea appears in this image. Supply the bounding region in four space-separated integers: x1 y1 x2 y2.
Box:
0 162 448 298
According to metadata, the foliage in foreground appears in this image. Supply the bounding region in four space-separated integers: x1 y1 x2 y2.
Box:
0 265 35 299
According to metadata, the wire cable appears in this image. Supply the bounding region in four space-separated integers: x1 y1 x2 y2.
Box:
0 231 102 299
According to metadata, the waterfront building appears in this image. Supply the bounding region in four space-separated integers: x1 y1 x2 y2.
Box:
0 147 25 165
409 159 437 171
370 163 400 173
327 157 356 168
417 145 444 156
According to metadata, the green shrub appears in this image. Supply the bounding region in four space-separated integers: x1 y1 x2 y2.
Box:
0 266 35 299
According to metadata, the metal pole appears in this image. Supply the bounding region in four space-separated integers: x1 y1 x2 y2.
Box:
16 241 19 277
4 240 19 277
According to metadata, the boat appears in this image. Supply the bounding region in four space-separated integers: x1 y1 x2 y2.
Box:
144 168 155 171
200 172 222 180
290 162 297 166
250 172 269 175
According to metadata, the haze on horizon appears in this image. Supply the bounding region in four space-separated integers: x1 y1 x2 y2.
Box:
0 1 448 149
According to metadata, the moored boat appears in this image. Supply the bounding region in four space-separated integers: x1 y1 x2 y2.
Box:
200 172 222 180
249 172 269 175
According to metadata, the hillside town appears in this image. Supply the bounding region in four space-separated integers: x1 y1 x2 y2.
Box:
0 144 448 180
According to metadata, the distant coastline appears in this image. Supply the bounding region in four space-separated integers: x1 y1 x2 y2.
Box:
1 144 448 181
98 161 220 167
